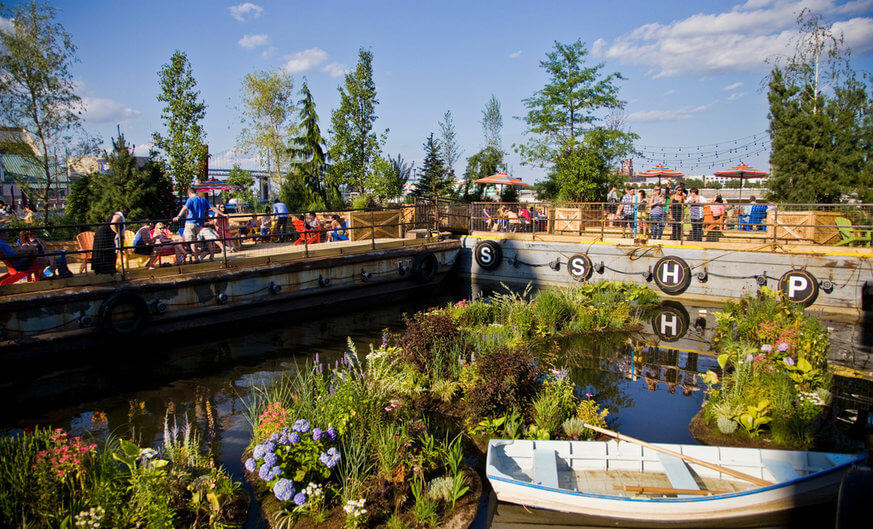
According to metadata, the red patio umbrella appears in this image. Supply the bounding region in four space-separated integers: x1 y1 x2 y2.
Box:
714 163 767 199
637 164 683 186
191 178 244 204
472 172 532 187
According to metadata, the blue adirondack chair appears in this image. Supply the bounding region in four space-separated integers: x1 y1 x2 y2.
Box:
740 204 767 231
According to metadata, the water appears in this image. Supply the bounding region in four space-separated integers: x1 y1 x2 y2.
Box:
3 279 871 527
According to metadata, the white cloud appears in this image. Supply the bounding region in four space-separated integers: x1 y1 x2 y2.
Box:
0 16 13 33
133 143 156 157
592 1 873 78
663 89 676 96
508 50 522 59
724 81 744 90
238 34 268 49
228 3 262 22
281 47 328 73
728 91 746 100
321 62 348 78
81 97 141 123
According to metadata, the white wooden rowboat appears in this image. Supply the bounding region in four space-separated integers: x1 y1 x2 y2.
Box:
486 439 864 526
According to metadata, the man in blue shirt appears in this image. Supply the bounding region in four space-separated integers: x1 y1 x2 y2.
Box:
0 228 35 273
173 187 212 261
272 199 289 242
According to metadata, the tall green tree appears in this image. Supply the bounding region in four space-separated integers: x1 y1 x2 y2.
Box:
414 133 452 199
328 48 386 195
766 10 871 203
226 164 256 208
153 50 207 195
288 81 341 207
462 97 508 201
0 1 89 220
517 39 636 201
481 95 503 149
238 69 296 195
438 110 463 174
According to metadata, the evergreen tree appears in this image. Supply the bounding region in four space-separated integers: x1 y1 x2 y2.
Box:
328 49 385 195
438 110 463 173
289 81 341 208
481 95 503 149
153 50 207 195
414 133 451 199
517 40 636 201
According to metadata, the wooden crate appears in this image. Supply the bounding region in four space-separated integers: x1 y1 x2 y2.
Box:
774 211 842 245
554 207 603 233
438 204 469 231
349 210 401 241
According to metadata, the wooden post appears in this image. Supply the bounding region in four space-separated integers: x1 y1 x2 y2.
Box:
370 210 376 250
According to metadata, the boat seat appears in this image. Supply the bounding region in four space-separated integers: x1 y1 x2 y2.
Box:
658 453 700 491
533 448 559 489
762 459 800 482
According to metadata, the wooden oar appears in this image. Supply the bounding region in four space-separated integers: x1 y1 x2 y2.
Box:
584 423 773 487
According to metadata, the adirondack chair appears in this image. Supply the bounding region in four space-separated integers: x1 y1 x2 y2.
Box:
835 217 872 247
0 257 41 285
75 231 95 273
118 230 151 269
329 220 350 241
292 219 320 245
739 204 767 231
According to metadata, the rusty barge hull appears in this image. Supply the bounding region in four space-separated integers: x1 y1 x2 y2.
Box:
459 235 872 317
0 240 459 357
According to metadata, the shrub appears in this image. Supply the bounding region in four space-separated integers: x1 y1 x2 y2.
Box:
401 312 463 374
464 347 541 417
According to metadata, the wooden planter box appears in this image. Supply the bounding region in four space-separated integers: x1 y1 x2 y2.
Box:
349 210 401 241
554 207 604 233
774 211 842 245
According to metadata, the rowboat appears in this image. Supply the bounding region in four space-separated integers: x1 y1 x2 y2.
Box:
486 438 865 527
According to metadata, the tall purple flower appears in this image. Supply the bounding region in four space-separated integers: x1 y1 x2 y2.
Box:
273 479 295 502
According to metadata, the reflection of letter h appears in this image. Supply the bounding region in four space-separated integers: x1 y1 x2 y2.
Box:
662 262 680 284
660 314 678 336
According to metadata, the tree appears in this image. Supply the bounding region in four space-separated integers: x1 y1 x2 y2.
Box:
463 145 505 201
368 153 411 204
0 1 88 220
414 133 452 199
153 50 207 195
438 110 463 174
288 81 341 208
328 49 385 195
481 95 503 149
238 69 296 195
517 40 637 201
78 131 175 223
226 164 256 208
766 10 871 203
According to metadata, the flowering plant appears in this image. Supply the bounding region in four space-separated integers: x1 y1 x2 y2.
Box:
34 428 97 482
257 402 293 442
244 419 340 503
343 498 367 529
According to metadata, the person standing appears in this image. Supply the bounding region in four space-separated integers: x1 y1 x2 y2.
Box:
648 188 665 240
669 188 685 240
108 206 129 251
687 188 707 241
272 199 289 242
173 188 210 261
620 186 635 237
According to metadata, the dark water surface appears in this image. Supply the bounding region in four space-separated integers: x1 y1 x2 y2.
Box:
3 278 871 528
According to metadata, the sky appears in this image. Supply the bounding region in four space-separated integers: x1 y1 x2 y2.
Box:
12 0 873 182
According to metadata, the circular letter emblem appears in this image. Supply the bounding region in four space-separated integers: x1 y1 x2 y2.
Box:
651 301 690 342
653 256 692 295
474 240 502 271
778 270 819 306
567 253 593 281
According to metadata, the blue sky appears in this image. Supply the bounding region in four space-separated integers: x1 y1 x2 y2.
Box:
25 0 873 181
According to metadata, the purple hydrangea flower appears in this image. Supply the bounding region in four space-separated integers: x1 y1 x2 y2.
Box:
292 419 311 433
289 432 301 444
294 492 307 506
270 432 280 442
244 457 257 473
325 427 337 442
761 344 773 352
264 441 276 453
252 443 267 460
273 478 295 502
777 342 789 352
259 464 273 481
783 357 796 367
312 428 323 441
271 466 282 478
264 452 277 467
319 447 341 469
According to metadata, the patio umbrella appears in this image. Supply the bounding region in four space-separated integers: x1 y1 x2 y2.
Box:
637 164 683 186
191 178 244 204
473 172 532 187
714 163 767 199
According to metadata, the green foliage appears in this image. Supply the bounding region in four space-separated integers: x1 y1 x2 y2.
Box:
227 164 256 208
414 133 453 200
574 399 610 438
328 48 386 194
401 311 463 376
410 477 439 528
463 145 506 201
464 347 541 417
737 399 773 437
531 373 577 436
517 40 637 201
152 50 207 195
